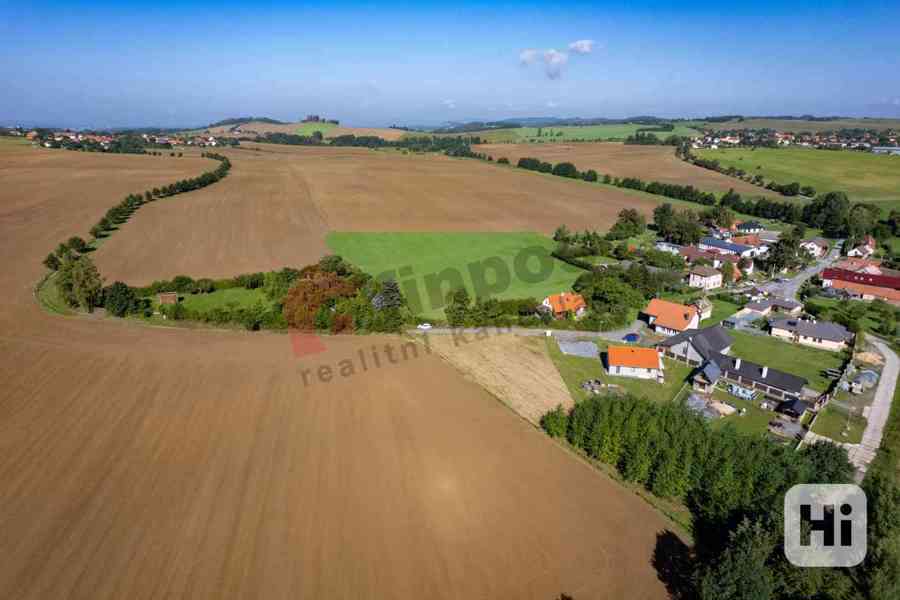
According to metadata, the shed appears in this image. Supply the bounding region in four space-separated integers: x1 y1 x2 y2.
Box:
157 292 179 305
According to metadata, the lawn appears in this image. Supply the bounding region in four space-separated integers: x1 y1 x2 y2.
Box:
179 287 272 312
709 389 774 436
727 330 847 392
546 337 693 404
811 404 866 444
294 121 338 136
470 123 701 143
695 147 900 209
326 231 583 319
701 298 741 327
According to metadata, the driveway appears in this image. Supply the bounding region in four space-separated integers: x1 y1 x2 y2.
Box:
756 240 842 300
847 336 899 480
407 320 646 343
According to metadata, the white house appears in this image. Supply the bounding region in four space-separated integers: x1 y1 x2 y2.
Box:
606 346 664 381
643 298 700 336
689 266 723 290
800 238 829 259
769 318 854 352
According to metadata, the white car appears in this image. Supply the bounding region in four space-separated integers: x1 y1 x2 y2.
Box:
417 323 433 331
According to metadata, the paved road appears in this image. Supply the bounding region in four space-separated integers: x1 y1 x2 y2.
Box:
847 336 899 480
407 320 645 343
752 240 843 300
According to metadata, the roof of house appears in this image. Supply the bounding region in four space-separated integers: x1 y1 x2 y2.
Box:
822 268 900 290
711 353 808 394
690 266 721 278
546 292 586 314
745 297 802 313
700 237 753 254
644 298 698 332
658 325 733 359
770 318 854 343
801 237 829 249
830 280 900 302
607 346 661 370
737 221 762 230
834 258 882 272
778 398 812 415
731 235 765 247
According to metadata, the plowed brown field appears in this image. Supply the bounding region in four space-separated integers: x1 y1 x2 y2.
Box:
0 140 672 599
93 142 665 285
475 141 776 198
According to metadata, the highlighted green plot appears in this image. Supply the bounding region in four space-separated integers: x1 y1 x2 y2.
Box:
326 231 582 318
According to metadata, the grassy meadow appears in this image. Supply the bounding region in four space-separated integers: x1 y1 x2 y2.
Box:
695 146 900 208
179 287 272 312
294 121 338 136
326 231 582 318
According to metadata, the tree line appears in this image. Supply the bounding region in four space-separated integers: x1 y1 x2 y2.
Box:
42 153 232 313
541 394 899 599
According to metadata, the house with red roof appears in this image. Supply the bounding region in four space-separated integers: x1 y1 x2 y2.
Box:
606 345 664 381
643 298 700 336
541 292 587 319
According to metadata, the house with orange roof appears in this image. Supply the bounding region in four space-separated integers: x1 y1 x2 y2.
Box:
541 292 587 319
643 298 700 335
606 345 664 381
643 298 700 336
829 280 900 305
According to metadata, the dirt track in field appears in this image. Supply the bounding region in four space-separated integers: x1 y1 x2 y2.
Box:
93 142 665 285
475 141 776 198
0 141 673 599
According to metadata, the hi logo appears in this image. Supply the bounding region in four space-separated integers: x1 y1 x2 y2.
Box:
784 484 867 567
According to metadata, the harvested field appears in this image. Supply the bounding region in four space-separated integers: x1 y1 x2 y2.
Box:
475 141 776 198
428 333 574 424
0 142 674 598
94 143 664 285
200 120 408 141
694 117 900 133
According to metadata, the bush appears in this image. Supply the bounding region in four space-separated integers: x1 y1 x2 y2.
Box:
540 405 569 437
103 281 137 317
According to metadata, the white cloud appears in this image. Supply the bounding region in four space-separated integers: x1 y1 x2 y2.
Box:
546 100 558 108
519 48 539 65
543 49 568 80
568 39 595 54
441 99 456 109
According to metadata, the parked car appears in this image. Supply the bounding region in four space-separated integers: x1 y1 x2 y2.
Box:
417 323 433 330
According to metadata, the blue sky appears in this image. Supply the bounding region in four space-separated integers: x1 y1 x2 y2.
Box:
2 0 899 128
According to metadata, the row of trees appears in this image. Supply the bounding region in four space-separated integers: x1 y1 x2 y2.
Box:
686 149 815 197
516 156 599 182
539 394 900 599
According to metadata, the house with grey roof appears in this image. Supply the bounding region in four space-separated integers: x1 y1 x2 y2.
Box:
698 237 758 258
769 318 854 352
658 325 809 401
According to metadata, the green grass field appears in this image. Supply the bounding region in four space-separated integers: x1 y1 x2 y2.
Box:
294 121 338 136
710 389 774 436
467 123 701 143
695 147 900 208
727 331 846 392
700 298 741 327
546 337 693 404
326 231 582 319
811 404 866 444
179 287 272 312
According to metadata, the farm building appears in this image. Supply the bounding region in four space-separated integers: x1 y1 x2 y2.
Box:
769 318 854 352
688 266 723 290
157 292 179 305
541 292 587 319
605 346 664 382
642 298 699 336
736 221 763 234
698 237 758 258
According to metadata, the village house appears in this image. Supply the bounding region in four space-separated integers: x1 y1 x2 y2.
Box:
691 297 713 320
736 221 763 234
730 234 769 256
698 237 759 259
658 326 808 401
743 297 803 317
846 235 877 259
822 267 900 291
541 292 587 319
800 238 829 259
680 246 749 278
688 265 723 290
654 241 683 255
769 318 854 352
827 280 900 305
605 345 664 382
643 298 699 336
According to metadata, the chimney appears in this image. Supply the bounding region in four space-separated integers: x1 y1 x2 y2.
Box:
735 358 741 369
762 366 769 378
